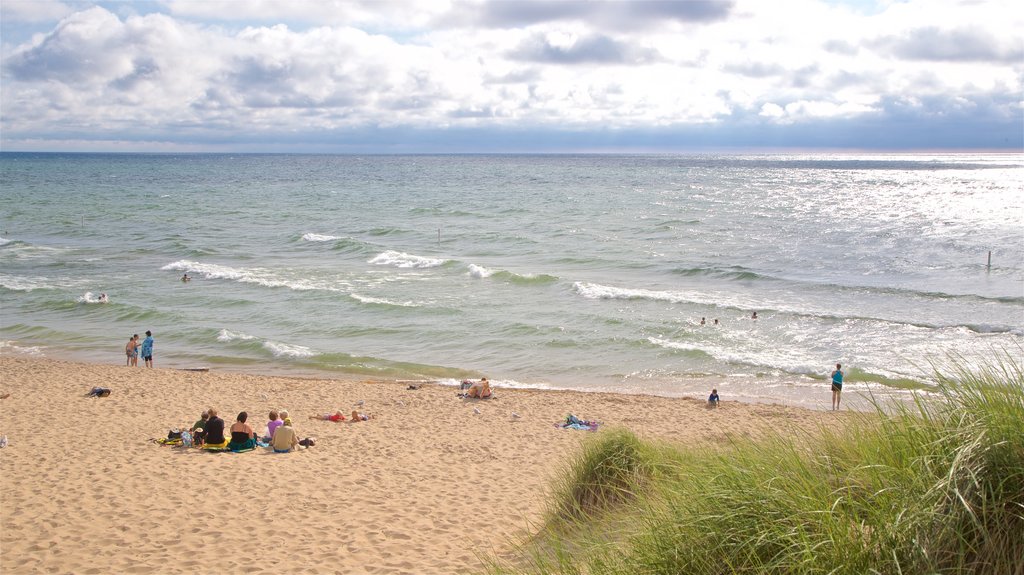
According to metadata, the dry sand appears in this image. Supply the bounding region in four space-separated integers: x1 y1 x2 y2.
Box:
1 356 845 574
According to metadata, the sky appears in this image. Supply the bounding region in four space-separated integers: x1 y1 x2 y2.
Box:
1 0 1021 153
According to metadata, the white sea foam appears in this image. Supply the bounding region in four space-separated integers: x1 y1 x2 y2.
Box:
302 232 341 242
350 293 419 307
0 274 56 291
467 264 494 278
0 237 10 246
161 260 348 292
368 250 446 269
0 340 45 356
262 340 315 359
573 282 697 304
647 337 705 352
217 329 257 342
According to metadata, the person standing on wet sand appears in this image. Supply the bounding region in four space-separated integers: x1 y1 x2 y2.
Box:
831 363 843 411
125 334 139 367
141 330 154 368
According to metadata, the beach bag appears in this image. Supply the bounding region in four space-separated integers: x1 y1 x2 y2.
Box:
299 437 316 447
167 429 183 441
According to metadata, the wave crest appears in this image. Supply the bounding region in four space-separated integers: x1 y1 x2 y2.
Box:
368 251 446 269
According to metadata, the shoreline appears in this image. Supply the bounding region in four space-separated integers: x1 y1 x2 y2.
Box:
0 355 851 574
0 343 900 413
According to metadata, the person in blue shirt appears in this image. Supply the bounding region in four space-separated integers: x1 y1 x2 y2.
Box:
141 330 154 368
831 363 843 411
708 388 720 408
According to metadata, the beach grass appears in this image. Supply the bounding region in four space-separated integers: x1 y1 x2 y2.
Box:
495 355 1024 575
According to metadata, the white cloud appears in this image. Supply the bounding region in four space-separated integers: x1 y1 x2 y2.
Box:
0 0 1020 151
0 0 75 23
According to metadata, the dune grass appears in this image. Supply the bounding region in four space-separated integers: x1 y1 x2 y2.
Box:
494 356 1024 575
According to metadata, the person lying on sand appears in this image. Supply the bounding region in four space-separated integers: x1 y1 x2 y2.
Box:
350 411 374 422
309 410 345 422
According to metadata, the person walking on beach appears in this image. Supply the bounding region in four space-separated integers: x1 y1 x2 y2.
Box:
141 330 154 368
831 363 843 411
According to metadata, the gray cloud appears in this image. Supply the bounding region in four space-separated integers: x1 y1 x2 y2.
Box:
454 0 734 30
509 32 660 64
872 26 1024 63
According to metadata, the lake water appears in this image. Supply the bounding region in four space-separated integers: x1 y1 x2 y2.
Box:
2 152 1022 410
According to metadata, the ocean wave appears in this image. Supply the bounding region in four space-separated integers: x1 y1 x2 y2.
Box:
350 293 420 307
672 266 768 282
263 340 316 359
646 337 714 358
216 329 257 342
301 232 341 242
0 340 46 357
573 281 699 304
160 260 349 293
0 274 58 292
468 263 558 285
215 328 315 359
368 251 446 269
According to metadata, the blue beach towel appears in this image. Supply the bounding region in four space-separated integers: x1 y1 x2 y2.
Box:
556 414 600 432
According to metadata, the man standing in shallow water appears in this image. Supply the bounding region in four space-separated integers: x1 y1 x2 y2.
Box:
141 330 154 368
831 363 843 411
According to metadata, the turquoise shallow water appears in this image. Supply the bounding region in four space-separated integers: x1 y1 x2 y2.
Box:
2 152 1022 409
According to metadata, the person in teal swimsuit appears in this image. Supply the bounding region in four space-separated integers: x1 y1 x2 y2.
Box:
831 363 843 411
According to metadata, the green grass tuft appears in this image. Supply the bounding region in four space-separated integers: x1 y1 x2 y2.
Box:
495 354 1024 575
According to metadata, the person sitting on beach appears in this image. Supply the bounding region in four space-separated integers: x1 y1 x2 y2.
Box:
309 410 345 422
191 410 209 446
350 410 374 422
227 411 257 452
271 418 299 453
465 377 491 399
266 410 282 440
203 408 227 447
708 388 720 407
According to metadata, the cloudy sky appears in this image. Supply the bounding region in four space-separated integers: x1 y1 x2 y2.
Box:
1 0 1021 152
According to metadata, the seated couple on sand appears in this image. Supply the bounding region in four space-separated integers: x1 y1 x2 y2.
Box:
190 408 255 452
459 377 491 399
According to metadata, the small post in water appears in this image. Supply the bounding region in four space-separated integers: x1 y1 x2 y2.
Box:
987 250 991 272
438 228 441 246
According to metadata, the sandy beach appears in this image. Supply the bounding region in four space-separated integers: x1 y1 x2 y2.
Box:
1 356 847 574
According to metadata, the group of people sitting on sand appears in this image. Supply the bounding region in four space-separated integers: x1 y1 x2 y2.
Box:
183 407 373 453
185 408 298 452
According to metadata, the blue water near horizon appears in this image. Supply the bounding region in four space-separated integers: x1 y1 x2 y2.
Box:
2 152 1022 410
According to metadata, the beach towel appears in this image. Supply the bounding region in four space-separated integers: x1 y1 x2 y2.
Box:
556 414 600 432
202 439 230 452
